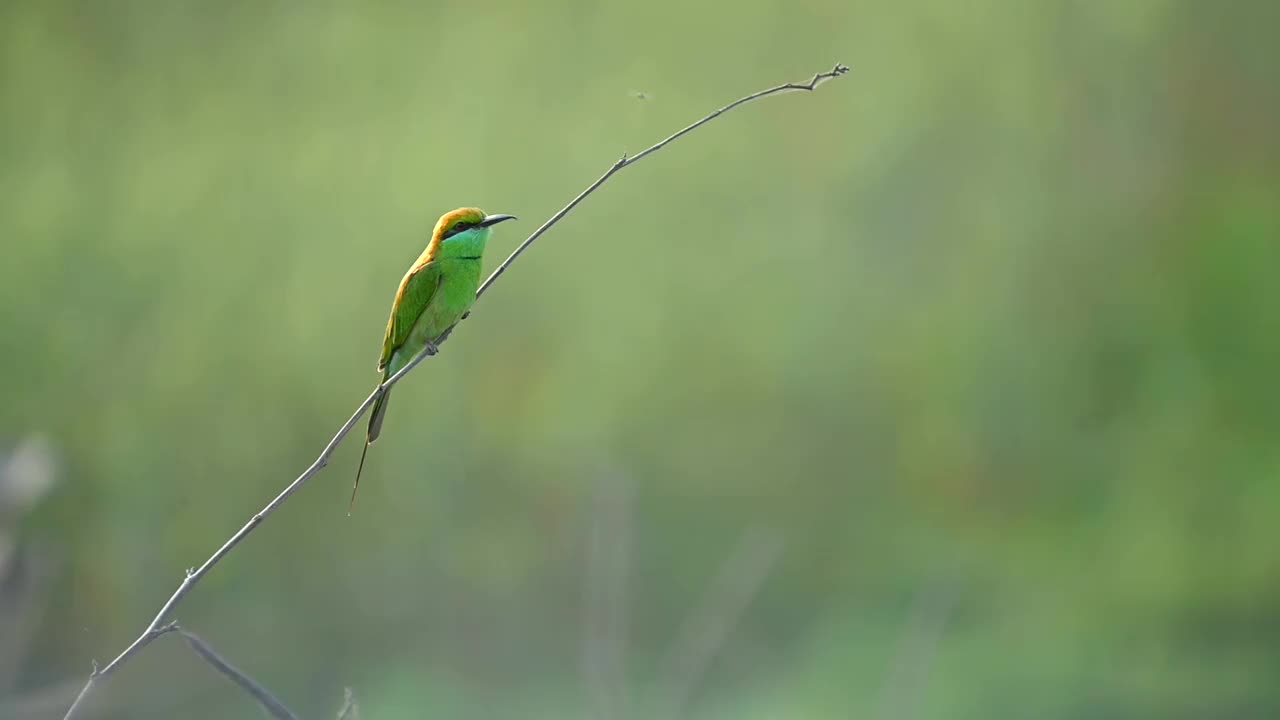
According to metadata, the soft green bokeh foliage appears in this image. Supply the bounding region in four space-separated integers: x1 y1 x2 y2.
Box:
2 1 1278 718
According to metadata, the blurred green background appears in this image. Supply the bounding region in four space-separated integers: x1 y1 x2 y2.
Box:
2 1 1278 718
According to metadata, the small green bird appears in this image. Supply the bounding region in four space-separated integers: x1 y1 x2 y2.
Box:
350 207 516 511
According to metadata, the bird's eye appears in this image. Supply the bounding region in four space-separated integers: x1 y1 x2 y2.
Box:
454 222 470 233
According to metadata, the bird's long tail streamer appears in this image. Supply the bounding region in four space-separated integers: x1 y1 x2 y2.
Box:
350 388 389 515
349 440 371 515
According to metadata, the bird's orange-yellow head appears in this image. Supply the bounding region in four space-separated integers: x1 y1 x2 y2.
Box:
423 207 517 261
432 207 487 242
432 207 518 240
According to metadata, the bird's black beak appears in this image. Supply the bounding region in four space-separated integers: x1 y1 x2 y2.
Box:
479 214 517 228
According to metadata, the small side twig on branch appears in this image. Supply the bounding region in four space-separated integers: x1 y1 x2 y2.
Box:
61 62 847 720
177 627 298 720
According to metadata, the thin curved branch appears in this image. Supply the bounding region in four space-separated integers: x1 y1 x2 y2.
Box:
474 62 849 300
61 62 848 720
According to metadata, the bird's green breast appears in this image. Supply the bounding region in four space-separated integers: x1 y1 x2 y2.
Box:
397 257 482 366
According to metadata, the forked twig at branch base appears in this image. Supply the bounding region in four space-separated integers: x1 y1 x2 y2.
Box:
178 627 299 720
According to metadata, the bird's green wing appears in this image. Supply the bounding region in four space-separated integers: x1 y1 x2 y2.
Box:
377 261 443 372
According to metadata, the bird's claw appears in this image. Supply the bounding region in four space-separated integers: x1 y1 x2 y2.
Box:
424 341 439 356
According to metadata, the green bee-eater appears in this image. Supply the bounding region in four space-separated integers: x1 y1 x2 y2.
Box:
350 207 517 510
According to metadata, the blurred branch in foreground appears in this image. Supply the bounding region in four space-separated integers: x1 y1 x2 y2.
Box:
656 530 785 719
875 582 956 720
0 435 63 712
61 62 848 720
336 687 361 720
1 435 60 707
581 471 634 719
